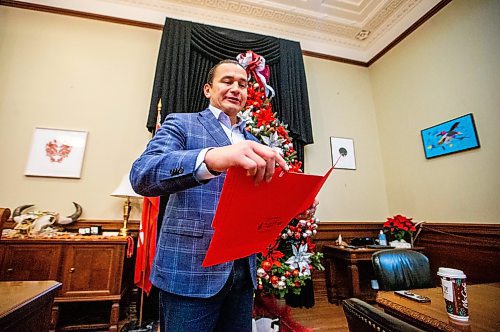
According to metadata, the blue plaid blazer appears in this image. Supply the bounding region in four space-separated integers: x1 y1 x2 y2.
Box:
130 108 258 298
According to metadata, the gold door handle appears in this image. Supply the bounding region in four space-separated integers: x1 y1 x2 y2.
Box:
69 267 75 273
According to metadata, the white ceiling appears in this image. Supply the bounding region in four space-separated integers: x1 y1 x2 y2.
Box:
15 0 446 63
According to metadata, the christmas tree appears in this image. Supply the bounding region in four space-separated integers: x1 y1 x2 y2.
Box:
237 51 324 298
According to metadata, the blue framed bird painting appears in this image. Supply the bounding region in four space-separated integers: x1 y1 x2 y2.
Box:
421 113 480 159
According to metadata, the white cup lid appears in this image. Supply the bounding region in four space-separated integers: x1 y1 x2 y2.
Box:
437 267 466 278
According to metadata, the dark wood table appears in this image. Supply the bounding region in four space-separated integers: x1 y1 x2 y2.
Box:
376 283 500 332
0 280 62 332
322 245 424 303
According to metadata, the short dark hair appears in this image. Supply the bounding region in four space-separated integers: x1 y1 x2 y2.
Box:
207 59 245 84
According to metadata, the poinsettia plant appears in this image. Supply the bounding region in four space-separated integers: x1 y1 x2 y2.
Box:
237 50 323 298
383 214 417 241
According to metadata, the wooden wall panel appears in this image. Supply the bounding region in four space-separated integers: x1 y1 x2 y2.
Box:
4 218 499 301
415 224 500 285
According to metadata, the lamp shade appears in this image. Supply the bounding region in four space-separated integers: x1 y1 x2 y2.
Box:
111 173 142 198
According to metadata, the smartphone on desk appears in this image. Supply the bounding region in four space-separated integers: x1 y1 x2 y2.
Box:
394 290 431 303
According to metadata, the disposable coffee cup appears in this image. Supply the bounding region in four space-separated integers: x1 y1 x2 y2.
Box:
437 267 469 321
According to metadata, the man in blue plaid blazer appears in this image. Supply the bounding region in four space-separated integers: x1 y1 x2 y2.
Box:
130 60 317 331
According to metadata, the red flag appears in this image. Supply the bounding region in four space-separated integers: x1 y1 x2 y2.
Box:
134 100 162 295
134 196 159 295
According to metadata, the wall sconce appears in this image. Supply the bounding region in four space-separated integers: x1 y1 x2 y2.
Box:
111 173 142 236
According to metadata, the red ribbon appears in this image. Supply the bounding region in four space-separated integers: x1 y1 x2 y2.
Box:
126 236 134 258
244 51 265 90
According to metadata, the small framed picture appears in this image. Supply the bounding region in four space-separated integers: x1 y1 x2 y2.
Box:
420 113 480 159
25 127 88 178
330 137 356 170
90 226 102 235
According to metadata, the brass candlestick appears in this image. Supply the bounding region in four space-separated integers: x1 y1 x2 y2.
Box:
119 196 132 236
111 173 142 237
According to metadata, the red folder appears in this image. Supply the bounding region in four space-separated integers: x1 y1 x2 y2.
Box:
202 166 333 267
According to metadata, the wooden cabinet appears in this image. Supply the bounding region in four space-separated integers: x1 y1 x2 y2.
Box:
1 244 62 281
0 237 130 331
59 244 124 299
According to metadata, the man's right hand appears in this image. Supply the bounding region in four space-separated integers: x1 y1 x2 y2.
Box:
204 141 289 184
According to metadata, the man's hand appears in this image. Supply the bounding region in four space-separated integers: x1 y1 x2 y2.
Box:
204 141 289 184
295 198 319 220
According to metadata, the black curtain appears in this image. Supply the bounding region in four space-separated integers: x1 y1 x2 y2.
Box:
147 17 313 164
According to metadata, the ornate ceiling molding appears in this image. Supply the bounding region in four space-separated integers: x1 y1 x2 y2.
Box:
6 0 448 64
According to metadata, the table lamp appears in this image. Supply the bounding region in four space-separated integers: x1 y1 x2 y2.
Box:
111 173 142 236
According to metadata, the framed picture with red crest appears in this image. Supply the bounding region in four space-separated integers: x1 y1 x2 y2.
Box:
25 127 88 178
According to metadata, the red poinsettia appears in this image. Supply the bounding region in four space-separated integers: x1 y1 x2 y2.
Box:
383 214 416 241
277 125 290 140
288 160 303 173
255 107 275 127
262 250 284 268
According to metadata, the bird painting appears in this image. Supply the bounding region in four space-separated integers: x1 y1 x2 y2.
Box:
421 114 479 159
437 122 462 147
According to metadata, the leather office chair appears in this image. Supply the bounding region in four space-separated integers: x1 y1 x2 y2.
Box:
372 249 434 291
0 208 11 240
342 298 424 332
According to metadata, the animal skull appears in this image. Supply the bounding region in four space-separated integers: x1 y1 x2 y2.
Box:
12 202 82 235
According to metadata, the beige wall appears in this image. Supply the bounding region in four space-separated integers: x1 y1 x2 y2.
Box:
369 0 500 223
303 57 388 221
1 0 498 223
0 6 388 222
0 7 159 220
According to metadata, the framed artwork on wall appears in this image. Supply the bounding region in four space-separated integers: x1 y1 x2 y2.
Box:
330 136 356 170
420 113 480 159
25 127 88 178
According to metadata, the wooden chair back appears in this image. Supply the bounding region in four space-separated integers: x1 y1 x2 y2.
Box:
342 298 424 332
372 249 434 291
0 208 11 240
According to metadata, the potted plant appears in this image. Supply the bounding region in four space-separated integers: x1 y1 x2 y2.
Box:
382 215 417 248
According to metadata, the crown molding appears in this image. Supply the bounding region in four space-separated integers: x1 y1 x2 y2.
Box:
1 0 451 66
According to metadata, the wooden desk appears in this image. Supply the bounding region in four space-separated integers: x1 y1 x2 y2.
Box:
0 280 61 332
376 283 500 332
322 245 424 304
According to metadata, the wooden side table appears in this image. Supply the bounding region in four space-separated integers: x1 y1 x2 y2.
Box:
322 245 424 304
